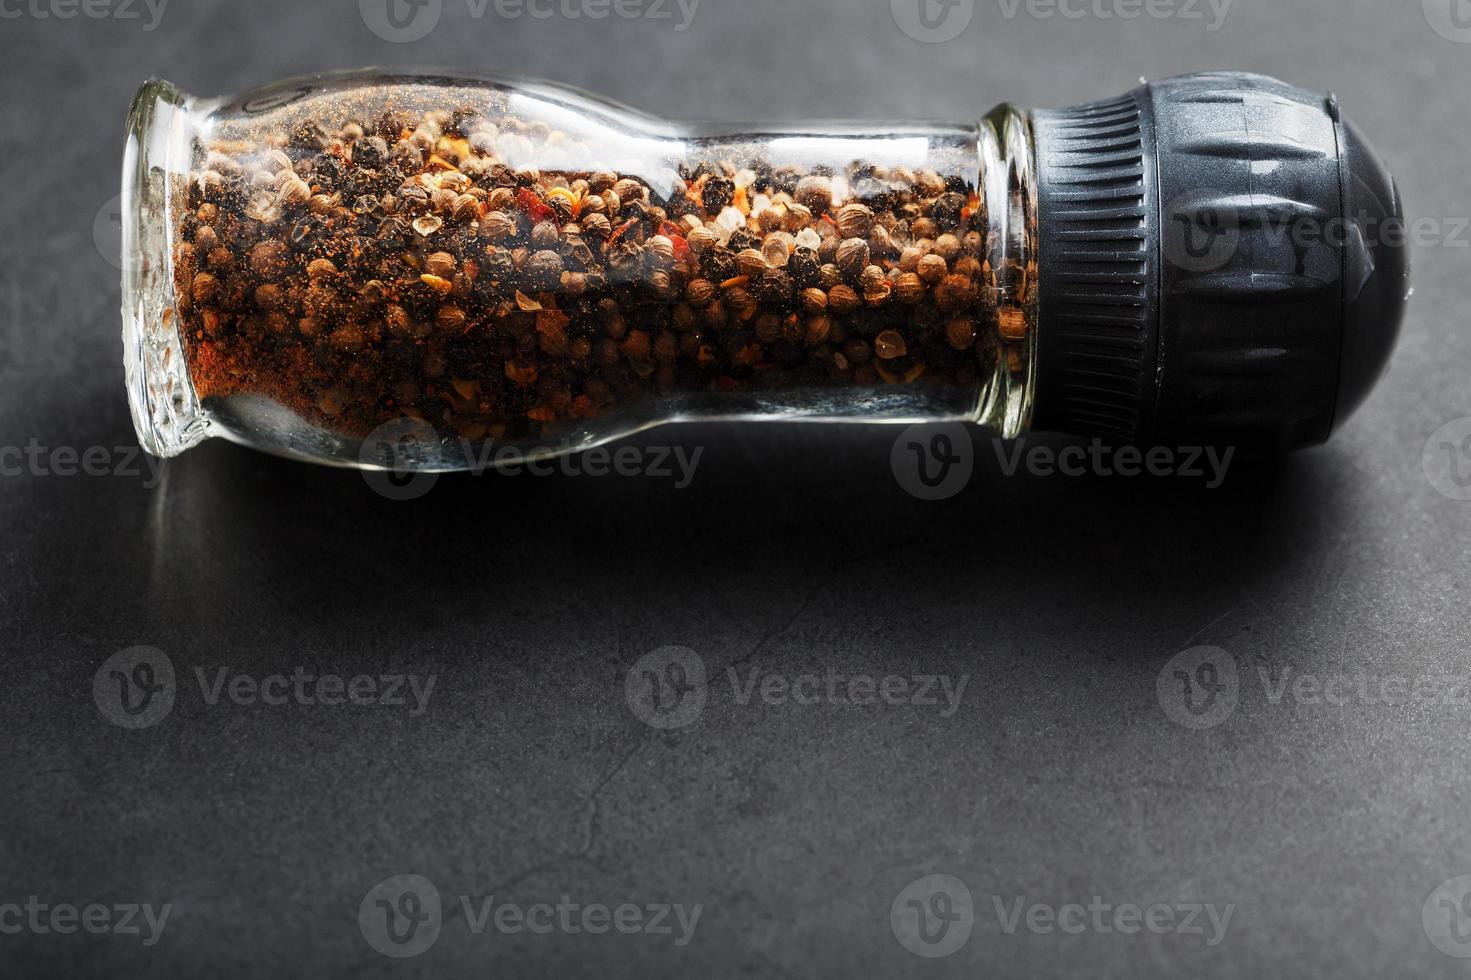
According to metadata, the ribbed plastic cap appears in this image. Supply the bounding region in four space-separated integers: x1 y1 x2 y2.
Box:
1032 72 1409 453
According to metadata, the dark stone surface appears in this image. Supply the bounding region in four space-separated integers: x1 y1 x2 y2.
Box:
1 1 1467 976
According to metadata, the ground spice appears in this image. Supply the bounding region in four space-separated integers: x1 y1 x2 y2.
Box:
174 99 1002 445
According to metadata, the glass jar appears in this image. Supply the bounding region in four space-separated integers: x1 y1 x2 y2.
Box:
122 69 1036 469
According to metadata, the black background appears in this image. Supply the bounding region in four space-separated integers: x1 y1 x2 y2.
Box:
1 0 1467 976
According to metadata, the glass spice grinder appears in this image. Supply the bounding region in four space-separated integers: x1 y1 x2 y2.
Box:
121 69 1408 470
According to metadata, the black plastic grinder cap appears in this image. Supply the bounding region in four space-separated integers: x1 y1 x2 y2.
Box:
1031 71 1409 453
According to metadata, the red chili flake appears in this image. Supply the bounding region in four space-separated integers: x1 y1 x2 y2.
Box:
658 222 691 263
608 219 638 246
685 174 710 207
516 187 554 224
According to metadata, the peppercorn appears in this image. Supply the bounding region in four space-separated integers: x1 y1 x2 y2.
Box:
934 274 978 312
354 135 388 170
621 329 651 360
934 233 962 263
249 240 289 278
834 239 869 282
686 279 717 307
828 283 861 314
835 203 875 239
205 246 234 271
579 212 611 242
281 177 312 207
895 272 926 304
916 252 948 286
700 301 728 330
753 269 793 305
384 304 411 336
998 307 1027 342
613 178 645 203
591 311 623 345
702 177 734 214
647 269 676 301
646 235 677 268
874 330 908 360
451 194 480 224
728 228 758 253
687 226 717 253
481 251 515 282
805 315 832 346
526 250 564 288
863 280 892 307
762 233 793 267
788 247 820 288
794 175 833 214
530 220 560 248
189 272 219 304
931 193 965 227
946 317 977 350
736 248 768 277
653 331 679 364
424 251 457 277
703 248 736 282
436 304 467 332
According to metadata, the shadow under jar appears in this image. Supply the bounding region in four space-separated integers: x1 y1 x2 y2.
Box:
123 69 1036 470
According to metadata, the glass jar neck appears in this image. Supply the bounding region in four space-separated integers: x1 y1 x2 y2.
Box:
976 103 1037 439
